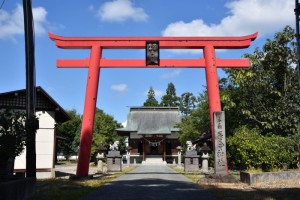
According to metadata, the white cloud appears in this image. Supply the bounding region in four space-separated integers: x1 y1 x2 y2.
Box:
0 4 50 39
160 69 181 79
122 120 127 127
97 0 148 22
111 84 128 92
162 0 293 37
154 90 163 97
144 89 163 97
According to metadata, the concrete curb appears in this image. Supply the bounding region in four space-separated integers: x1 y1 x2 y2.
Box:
240 171 300 185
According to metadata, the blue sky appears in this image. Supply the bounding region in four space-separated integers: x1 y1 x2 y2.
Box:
0 0 295 124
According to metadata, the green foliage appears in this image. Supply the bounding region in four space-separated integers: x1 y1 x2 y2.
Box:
91 108 123 159
176 92 209 144
227 126 294 171
223 26 300 136
56 109 81 157
176 26 300 171
143 86 159 106
57 108 123 161
160 82 180 107
0 108 26 162
179 92 197 116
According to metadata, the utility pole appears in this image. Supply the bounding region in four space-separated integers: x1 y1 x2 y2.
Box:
23 0 38 178
295 0 300 93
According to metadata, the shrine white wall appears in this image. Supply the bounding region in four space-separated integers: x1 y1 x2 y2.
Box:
14 110 56 178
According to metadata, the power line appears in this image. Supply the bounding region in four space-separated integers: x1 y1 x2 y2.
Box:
0 0 6 10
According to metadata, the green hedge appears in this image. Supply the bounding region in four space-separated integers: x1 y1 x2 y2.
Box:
227 126 294 171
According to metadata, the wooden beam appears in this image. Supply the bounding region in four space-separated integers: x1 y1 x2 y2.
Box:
56 58 250 68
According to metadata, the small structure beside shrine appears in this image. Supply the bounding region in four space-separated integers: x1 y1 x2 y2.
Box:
107 141 122 172
0 86 70 178
184 141 200 172
117 107 181 165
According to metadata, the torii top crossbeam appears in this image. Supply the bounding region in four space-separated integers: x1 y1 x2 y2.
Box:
49 33 257 68
49 32 257 177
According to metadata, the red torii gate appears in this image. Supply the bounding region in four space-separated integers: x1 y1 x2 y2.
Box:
49 32 257 176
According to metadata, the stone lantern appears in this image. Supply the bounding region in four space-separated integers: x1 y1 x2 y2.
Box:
199 142 211 173
176 146 182 166
126 146 132 165
96 144 106 173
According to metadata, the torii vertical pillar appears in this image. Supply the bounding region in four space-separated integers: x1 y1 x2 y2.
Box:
204 45 221 134
76 46 102 176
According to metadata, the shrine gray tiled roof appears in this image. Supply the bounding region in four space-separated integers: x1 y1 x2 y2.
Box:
0 86 71 123
117 107 181 135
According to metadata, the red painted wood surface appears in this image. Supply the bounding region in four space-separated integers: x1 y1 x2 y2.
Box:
76 46 101 177
56 58 251 68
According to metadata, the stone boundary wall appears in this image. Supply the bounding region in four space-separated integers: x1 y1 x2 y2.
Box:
240 171 300 185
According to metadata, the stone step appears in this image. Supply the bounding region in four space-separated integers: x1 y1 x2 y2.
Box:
142 156 166 165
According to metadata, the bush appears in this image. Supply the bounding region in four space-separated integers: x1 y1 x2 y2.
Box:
0 108 26 163
227 126 294 171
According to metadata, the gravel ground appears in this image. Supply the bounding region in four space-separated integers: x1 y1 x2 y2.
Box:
55 163 99 178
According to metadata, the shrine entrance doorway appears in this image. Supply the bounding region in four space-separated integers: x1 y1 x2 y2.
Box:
49 32 257 176
150 145 159 155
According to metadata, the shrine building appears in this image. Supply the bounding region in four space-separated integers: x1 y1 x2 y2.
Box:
117 107 181 164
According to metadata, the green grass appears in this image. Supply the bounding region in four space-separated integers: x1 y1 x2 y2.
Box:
30 166 137 200
168 166 204 182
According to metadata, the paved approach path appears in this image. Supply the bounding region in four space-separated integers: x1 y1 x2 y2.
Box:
81 165 216 200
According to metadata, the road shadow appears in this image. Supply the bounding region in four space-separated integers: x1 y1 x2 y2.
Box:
80 178 216 200
55 171 75 178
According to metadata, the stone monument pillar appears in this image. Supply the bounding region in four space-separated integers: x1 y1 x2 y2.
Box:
213 111 228 175
184 141 199 172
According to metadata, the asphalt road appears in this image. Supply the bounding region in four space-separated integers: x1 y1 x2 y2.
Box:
81 165 216 200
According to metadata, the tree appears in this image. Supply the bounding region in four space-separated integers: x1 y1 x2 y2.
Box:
179 92 197 116
143 86 159 106
56 109 81 158
72 108 124 161
177 26 300 141
0 108 26 175
176 92 210 143
223 26 300 136
160 82 180 107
